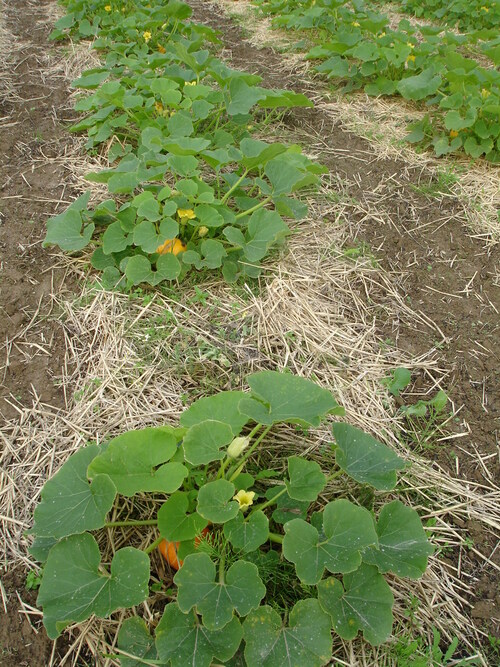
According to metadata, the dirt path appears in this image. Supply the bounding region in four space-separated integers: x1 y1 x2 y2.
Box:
0 0 76 664
186 0 500 641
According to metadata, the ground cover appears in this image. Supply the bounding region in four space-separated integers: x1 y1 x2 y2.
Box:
0 0 499 666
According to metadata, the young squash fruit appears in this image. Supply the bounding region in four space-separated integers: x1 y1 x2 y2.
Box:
159 527 210 570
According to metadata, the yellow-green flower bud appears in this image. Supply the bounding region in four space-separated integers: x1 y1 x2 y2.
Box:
198 226 209 237
227 436 250 459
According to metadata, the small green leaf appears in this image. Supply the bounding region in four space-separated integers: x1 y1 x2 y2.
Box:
243 599 332 667
156 604 243 667
180 391 249 435
317 564 394 645
158 491 208 542
332 423 406 491
381 367 412 396
397 69 442 101
30 444 116 544
175 553 266 630
37 533 149 639
87 427 187 496
155 253 182 282
125 255 153 286
228 79 267 115
102 221 131 254
267 486 310 524
286 456 326 501
224 510 269 552
197 479 239 523
117 617 157 667
239 371 343 427
283 499 378 584
183 420 234 465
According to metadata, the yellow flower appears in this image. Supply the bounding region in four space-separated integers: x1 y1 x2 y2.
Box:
480 5 489 11
407 42 415 49
378 31 386 38
104 5 111 11
233 490 255 512
155 101 164 113
155 238 186 255
449 129 459 139
406 54 416 63
351 21 360 27
177 208 196 223
481 88 491 99
143 31 152 43
158 44 166 54
185 81 197 86
198 226 209 238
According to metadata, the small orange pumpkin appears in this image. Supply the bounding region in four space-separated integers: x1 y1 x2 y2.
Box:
159 527 210 571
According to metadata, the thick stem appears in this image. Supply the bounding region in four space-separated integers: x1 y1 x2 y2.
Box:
234 197 272 221
218 556 225 584
220 169 249 205
250 485 287 515
268 532 283 545
144 535 163 555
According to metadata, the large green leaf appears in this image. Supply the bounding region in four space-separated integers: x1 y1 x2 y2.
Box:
157 491 208 541
238 371 343 427
175 553 266 630
117 617 158 667
197 479 239 523
286 456 326 501
183 420 234 465
283 499 378 584
180 391 249 435
317 564 394 645
87 427 187 496
243 209 289 262
362 500 433 579
37 533 149 639
397 69 442 101
30 445 116 545
227 79 267 115
332 423 406 490
243 599 332 667
224 510 269 552
156 604 243 667
44 209 94 251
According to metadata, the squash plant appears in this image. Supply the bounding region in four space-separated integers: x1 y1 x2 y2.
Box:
30 371 433 666
44 0 324 287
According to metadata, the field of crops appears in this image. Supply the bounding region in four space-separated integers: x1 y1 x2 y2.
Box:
0 0 499 665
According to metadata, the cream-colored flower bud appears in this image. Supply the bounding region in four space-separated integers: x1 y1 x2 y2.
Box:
227 436 250 459
198 226 209 237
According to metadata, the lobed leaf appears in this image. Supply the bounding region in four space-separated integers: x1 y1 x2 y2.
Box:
156 604 243 667
175 553 266 630
37 533 149 639
87 426 187 496
243 599 332 667
157 491 208 542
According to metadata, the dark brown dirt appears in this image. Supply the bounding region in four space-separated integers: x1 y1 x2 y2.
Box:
0 0 73 423
0 0 77 664
187 0 500 644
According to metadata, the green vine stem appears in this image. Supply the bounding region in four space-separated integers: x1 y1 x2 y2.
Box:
268 532 283 545
144 535 164 555
105 519 158 528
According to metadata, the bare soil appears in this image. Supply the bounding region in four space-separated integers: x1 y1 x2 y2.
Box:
0 0 75 664
186 0 500 643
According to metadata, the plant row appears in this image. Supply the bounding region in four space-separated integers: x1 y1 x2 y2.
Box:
30 371 433 666
389 0 500 33
254 0 500 161
45 0 324 288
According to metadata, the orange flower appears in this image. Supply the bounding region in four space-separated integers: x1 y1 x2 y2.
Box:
155 238 186 255
449 129 459 139
158 45 166 54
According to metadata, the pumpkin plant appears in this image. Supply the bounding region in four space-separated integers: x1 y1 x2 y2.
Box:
44 0 323 287
30 371 433 666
